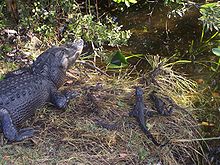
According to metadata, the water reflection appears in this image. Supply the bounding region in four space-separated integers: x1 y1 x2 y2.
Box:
117 4 201 56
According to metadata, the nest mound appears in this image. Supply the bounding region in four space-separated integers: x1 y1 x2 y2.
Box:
0 65 209 165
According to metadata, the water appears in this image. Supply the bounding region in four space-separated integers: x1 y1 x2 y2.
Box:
117 4 202 56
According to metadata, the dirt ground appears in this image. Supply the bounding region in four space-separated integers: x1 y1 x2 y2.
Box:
0 63 210 165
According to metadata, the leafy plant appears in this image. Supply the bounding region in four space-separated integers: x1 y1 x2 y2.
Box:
210 46 220 72
108 51 128 69
107 51 143 69
16 0 131 46
19 1 57 40
1 44 13 53
0 1 6 30
212 47 220 56
164 0 183 5
64 14 131 47
199 2 220 32
167 4 189 18
113 0 137 7
166 0 199 18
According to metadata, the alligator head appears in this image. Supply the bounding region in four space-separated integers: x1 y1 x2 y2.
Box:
33 39 84 87
60 39 84 70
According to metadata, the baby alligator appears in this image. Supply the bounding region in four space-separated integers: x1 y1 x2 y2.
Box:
129 87 168 147
149 91 173 116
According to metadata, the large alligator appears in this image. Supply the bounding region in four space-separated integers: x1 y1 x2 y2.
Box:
129 87 168 147
0 39 84 142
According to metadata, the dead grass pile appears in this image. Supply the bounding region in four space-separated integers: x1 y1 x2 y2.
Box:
0 63 210 165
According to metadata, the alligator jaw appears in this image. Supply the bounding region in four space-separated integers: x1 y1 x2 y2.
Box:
66 39 84 66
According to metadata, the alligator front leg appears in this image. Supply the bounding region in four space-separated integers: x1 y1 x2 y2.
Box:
0 108 34 141
50 90 78 109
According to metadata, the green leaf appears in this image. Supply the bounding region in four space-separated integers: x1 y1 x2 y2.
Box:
125 53 144 59
113 0 122 3
129 0 137 4
201 2 217 9
212 48 220 56
111 51 128 66
107 63 128 69
125 0 130 7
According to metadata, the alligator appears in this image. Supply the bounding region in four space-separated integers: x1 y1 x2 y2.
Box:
0 39 84 142
129 87 168 147
149 91 173 116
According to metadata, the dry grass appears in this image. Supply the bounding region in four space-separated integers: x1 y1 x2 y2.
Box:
0 63 210 165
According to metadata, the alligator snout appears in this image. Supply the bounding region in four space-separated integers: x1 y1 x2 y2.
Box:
66 39 84 55
65 39 84 65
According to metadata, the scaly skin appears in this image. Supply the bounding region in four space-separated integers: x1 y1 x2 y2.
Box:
0 39 84 142
149 91 173 116
129 87 168 147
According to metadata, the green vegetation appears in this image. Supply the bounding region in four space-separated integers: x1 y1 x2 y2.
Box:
0 0 131 47
113 0 137 7
212 47 220 56
199 2 220 32
63 14 131 47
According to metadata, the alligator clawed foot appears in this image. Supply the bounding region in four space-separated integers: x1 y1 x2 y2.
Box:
64 91 79 100
16 128 34 141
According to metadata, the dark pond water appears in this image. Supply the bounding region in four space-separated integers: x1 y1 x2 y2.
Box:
117 4 202 57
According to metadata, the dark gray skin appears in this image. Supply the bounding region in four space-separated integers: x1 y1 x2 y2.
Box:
129 87 168 147
149 91 173 116
0 39 83 142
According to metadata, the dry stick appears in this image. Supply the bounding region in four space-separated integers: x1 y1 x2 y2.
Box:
95 0 99 20
173 136 220 143
91 42 99 66
78 61 110 77
126 59 142 77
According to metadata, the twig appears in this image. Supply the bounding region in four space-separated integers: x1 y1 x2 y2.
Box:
173 136 220 143
78 60 110 77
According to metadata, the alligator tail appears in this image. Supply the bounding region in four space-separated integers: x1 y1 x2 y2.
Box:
140 124 169 147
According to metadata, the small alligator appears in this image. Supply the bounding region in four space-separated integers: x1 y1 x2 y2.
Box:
208 145 220 165
129 87 168 147
149 91 173 116
0 39 84 142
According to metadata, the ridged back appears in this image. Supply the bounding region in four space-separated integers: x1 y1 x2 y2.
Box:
0 73 53 125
